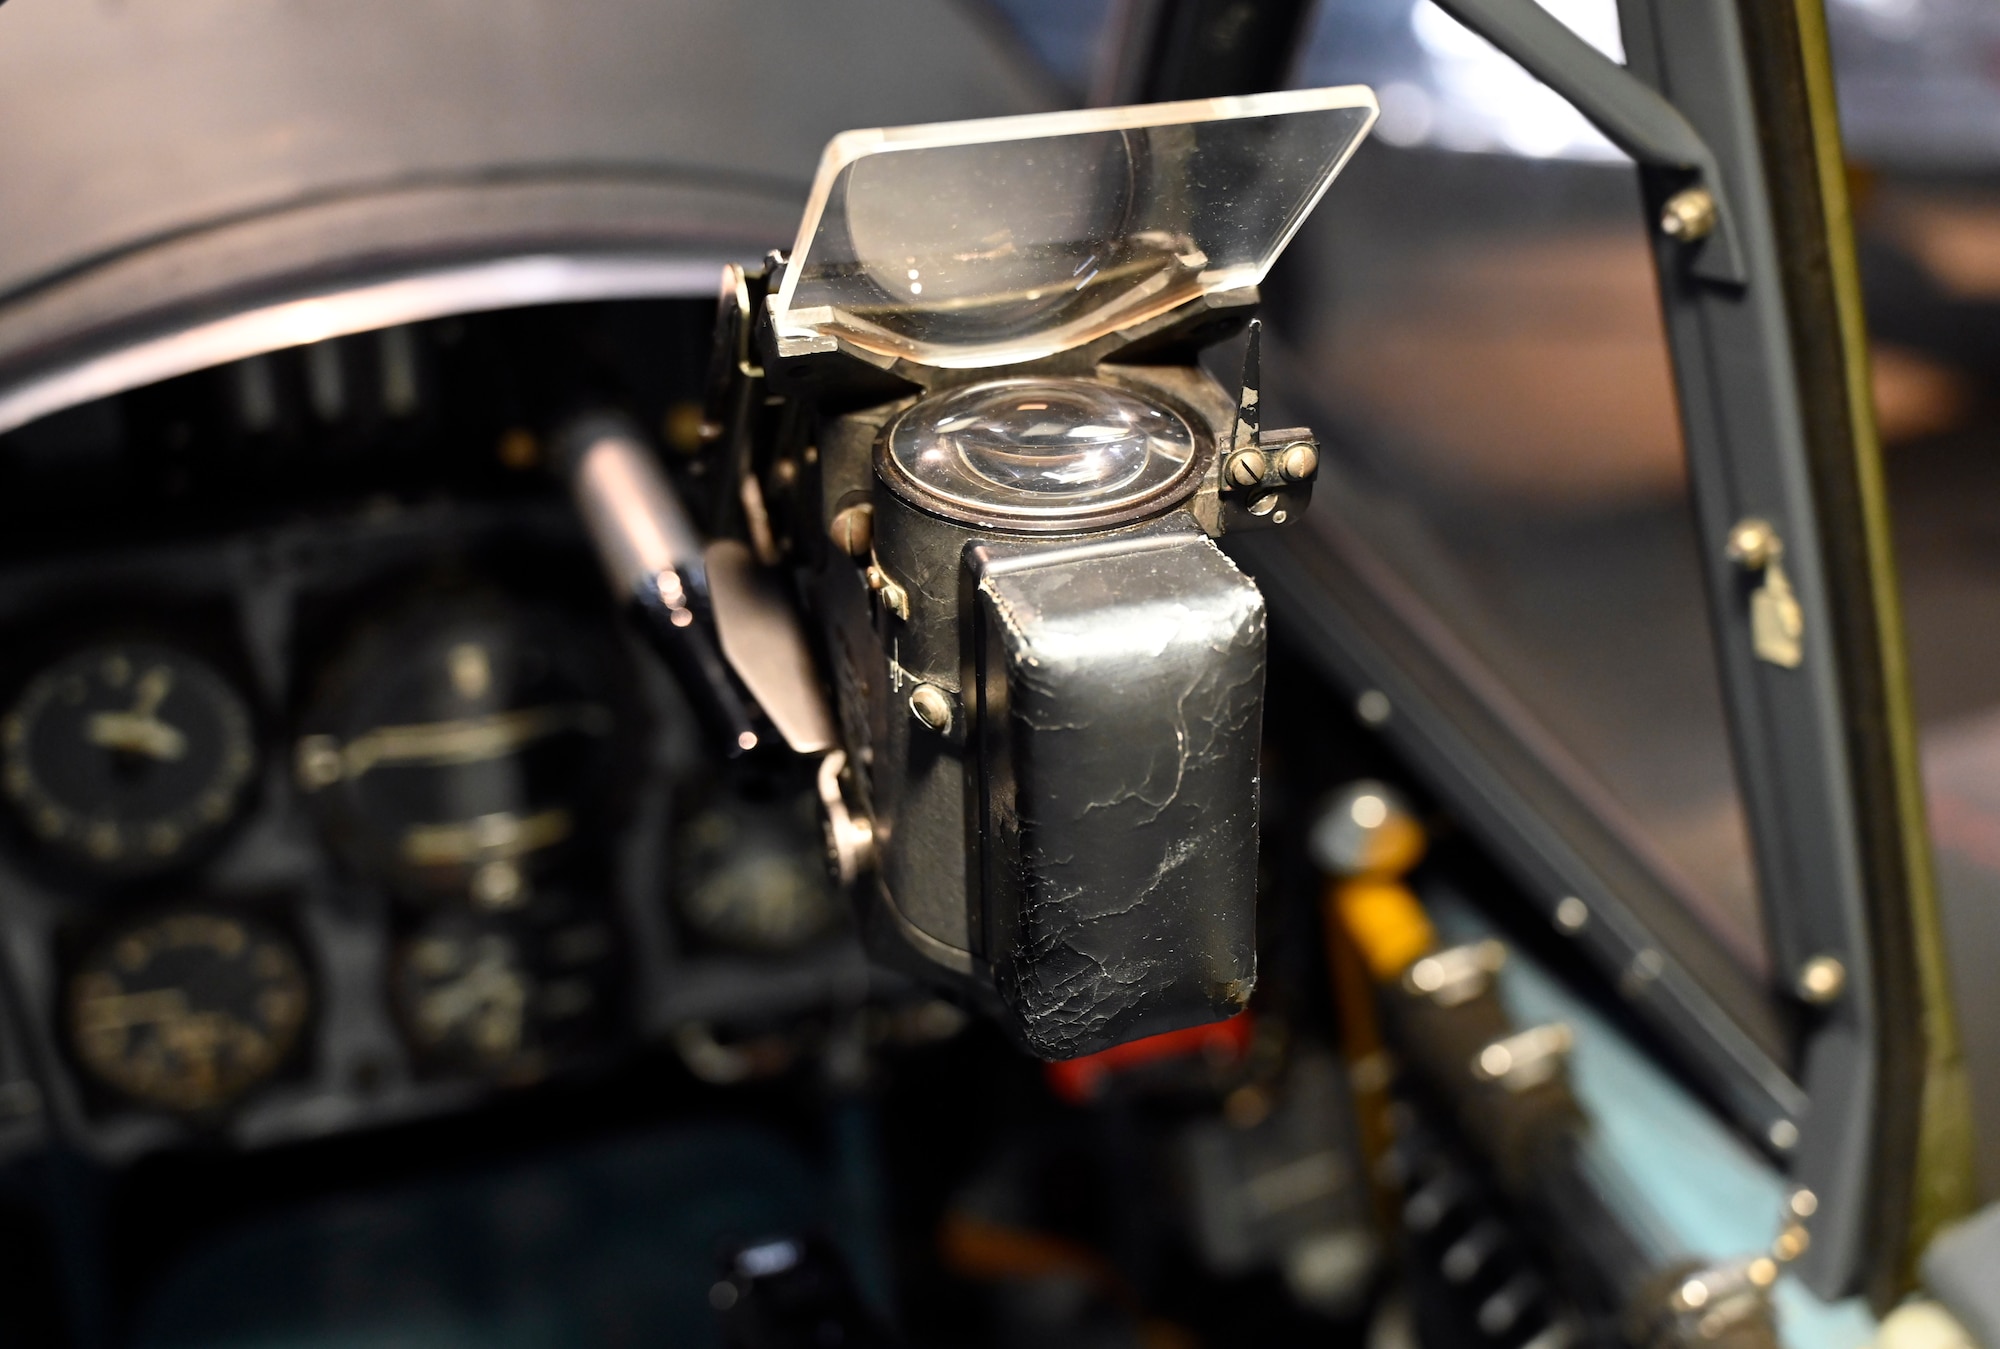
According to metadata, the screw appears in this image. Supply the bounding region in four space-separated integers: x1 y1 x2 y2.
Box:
1726 517 1781 570
909 684 953 734
1660 186 1718 242
1796 954 1847 1004
1279 442 1319 481
1248 492 1282 517
828 502 874 557
1225 450 1267 488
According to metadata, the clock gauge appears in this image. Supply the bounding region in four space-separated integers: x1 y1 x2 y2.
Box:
2 641 258 876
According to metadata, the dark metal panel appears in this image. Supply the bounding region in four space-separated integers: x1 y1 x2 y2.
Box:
0 0 1050 388
1092 0 1316 104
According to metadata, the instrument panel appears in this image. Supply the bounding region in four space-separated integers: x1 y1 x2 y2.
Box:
0 302 864 1164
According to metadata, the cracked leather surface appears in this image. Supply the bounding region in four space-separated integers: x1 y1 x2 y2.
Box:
972 527 1264 1059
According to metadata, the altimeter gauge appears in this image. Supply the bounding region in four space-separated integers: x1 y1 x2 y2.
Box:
2 641 258 875
67 910 310 1112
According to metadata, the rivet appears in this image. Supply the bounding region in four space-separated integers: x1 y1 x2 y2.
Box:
1789 1188 1818 1218
1660 186 1718 242
1356 690 1392 725
1554 896 1589 933
1768 1119 1800 1151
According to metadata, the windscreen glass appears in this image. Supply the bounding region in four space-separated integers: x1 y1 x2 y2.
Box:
1268 0 1767 975
773 89 1377 368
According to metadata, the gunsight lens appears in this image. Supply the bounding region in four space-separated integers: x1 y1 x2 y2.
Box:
887 379 1197 524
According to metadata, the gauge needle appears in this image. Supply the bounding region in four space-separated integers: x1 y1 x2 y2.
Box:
335 703 611 779
85 666 188 761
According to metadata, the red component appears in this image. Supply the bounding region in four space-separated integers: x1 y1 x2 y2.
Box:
1043 1011 1255 1104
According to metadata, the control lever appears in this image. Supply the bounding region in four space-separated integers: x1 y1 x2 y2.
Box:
554 412 833 758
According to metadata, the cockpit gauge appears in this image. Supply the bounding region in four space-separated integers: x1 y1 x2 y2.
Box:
67 910 310 1113
296 598 630 907
2 642 258 876
677 795 841 955
392 903 619 1081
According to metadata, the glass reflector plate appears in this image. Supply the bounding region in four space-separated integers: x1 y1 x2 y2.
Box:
772 87 1378 369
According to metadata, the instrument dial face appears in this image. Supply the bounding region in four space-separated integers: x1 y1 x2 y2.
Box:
298 599 629 907
393 903 619 1081
68 911 310 1113
678 795 841 954
3 642 257 876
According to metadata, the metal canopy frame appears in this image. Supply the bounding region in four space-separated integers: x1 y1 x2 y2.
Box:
1240 0 1972 1303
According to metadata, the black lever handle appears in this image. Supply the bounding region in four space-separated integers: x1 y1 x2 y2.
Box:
554 412 765 757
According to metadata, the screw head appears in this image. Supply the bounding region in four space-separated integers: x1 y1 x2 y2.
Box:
1225 450 1267 488
909 683 953 733
1726 517 1781 570
1279 442 1319 481
1796 954 1847 1004
1660 186 1718 242
1248 491 1282 517
829 502 874 558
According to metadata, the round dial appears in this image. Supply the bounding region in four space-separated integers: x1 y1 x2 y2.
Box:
393 904 619 1081
2 642 258 875
68 910 310 1112
678 797 840 955
298 597 630 907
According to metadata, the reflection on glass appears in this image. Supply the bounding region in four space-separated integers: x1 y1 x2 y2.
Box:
886 378 1196 521
1298 0 1623 162
979 0 1119 102
774 88 1377 368
1273 8 1765 973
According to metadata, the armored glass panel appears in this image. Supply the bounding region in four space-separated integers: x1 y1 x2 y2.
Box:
1269 0 1766 975
772 88 1377 368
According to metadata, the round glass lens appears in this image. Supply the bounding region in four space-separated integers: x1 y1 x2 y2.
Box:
887 379 1198 524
